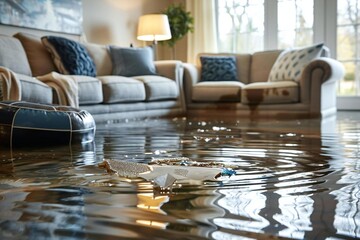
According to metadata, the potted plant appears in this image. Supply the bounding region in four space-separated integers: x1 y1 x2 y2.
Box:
162 4 194 59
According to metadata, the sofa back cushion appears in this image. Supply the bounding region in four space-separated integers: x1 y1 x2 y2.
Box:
250 50 282 83
0 34 32 76
83 42 113 76
14 32 57 77
197 53 252 84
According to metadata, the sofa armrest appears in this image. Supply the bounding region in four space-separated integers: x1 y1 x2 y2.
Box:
299 57 345 115
183 63 200 85
155 60 183 81
302 57 345 85
154 60 186 111
182 63 201 105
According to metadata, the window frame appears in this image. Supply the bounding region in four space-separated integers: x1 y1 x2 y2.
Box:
215 0 360 110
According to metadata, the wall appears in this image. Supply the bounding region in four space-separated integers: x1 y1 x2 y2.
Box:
0 0 187 61
83 0 169 46
0 24 80 41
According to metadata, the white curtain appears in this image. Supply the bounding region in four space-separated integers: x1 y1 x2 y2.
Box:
186 0 218 64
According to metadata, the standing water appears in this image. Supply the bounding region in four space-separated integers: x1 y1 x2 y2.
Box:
0 113 359 239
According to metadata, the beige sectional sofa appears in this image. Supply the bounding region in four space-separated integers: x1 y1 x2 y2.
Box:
183 44 345 118
0 32 184 123
0 32 345 121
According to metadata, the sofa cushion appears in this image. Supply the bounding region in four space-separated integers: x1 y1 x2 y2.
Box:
83 42 112 76
70 75 103 105
16 74 53 104
200 56 238 82
0 34 32 76
192 81 244 102
241 81 299 104
42 36 97 77
109 46 156 77
268 43 324 82
13 32 57 77
197 53 252 84
250 50 282 83
98 76 146 103
134 76 179 101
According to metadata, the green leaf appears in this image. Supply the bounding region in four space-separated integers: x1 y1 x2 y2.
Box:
161 4 194 48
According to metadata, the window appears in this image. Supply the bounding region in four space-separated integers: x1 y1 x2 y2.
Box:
216 0 314 53
337 0 360 96
277 0 314 49
215 0 360 108
216 0 264 53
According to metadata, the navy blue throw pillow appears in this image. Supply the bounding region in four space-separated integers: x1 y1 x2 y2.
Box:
200 56 238 82
42 36 96 77
109 46 156 77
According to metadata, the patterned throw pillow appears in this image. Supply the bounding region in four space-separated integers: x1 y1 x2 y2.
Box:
200 56 238 82
42 36 96 77
109 46 156 77
268 43 324 82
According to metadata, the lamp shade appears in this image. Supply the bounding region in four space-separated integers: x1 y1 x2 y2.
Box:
137 14 172 42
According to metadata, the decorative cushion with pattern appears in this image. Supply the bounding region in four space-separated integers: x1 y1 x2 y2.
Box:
268 43 324 82
42 36 96 77
200 56 238 82
109 46 156 77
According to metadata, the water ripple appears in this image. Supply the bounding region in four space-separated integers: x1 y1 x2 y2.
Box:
1 115 360 239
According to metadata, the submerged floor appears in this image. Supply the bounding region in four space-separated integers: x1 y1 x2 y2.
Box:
0 111 360 239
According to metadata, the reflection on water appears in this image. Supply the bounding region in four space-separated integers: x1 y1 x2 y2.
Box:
0 112 360 239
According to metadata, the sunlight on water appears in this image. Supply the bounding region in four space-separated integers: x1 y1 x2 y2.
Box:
1 113 360 239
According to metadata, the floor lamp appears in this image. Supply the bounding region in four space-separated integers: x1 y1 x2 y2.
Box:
137 14 172 60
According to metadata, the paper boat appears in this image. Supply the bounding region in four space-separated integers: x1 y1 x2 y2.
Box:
99 158 236 188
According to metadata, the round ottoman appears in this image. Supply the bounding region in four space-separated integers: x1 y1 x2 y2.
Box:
0 101 96 147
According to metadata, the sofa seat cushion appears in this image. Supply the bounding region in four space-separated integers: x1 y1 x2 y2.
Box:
71 76 103 105
98 76 146 103
16 74 53 104
134 76 179 101
241 81 299 105
192 81 244 102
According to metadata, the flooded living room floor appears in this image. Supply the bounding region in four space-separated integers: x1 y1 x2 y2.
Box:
0 111 359 239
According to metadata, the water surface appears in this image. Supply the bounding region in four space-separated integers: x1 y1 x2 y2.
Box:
1 113 359 239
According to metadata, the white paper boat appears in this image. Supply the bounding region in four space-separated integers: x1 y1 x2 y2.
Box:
99 158 233 188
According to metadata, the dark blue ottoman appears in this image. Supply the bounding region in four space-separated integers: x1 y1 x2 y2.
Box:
0 101 96 147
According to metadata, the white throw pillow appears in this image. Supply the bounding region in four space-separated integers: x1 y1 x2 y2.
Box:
268 43 324 82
